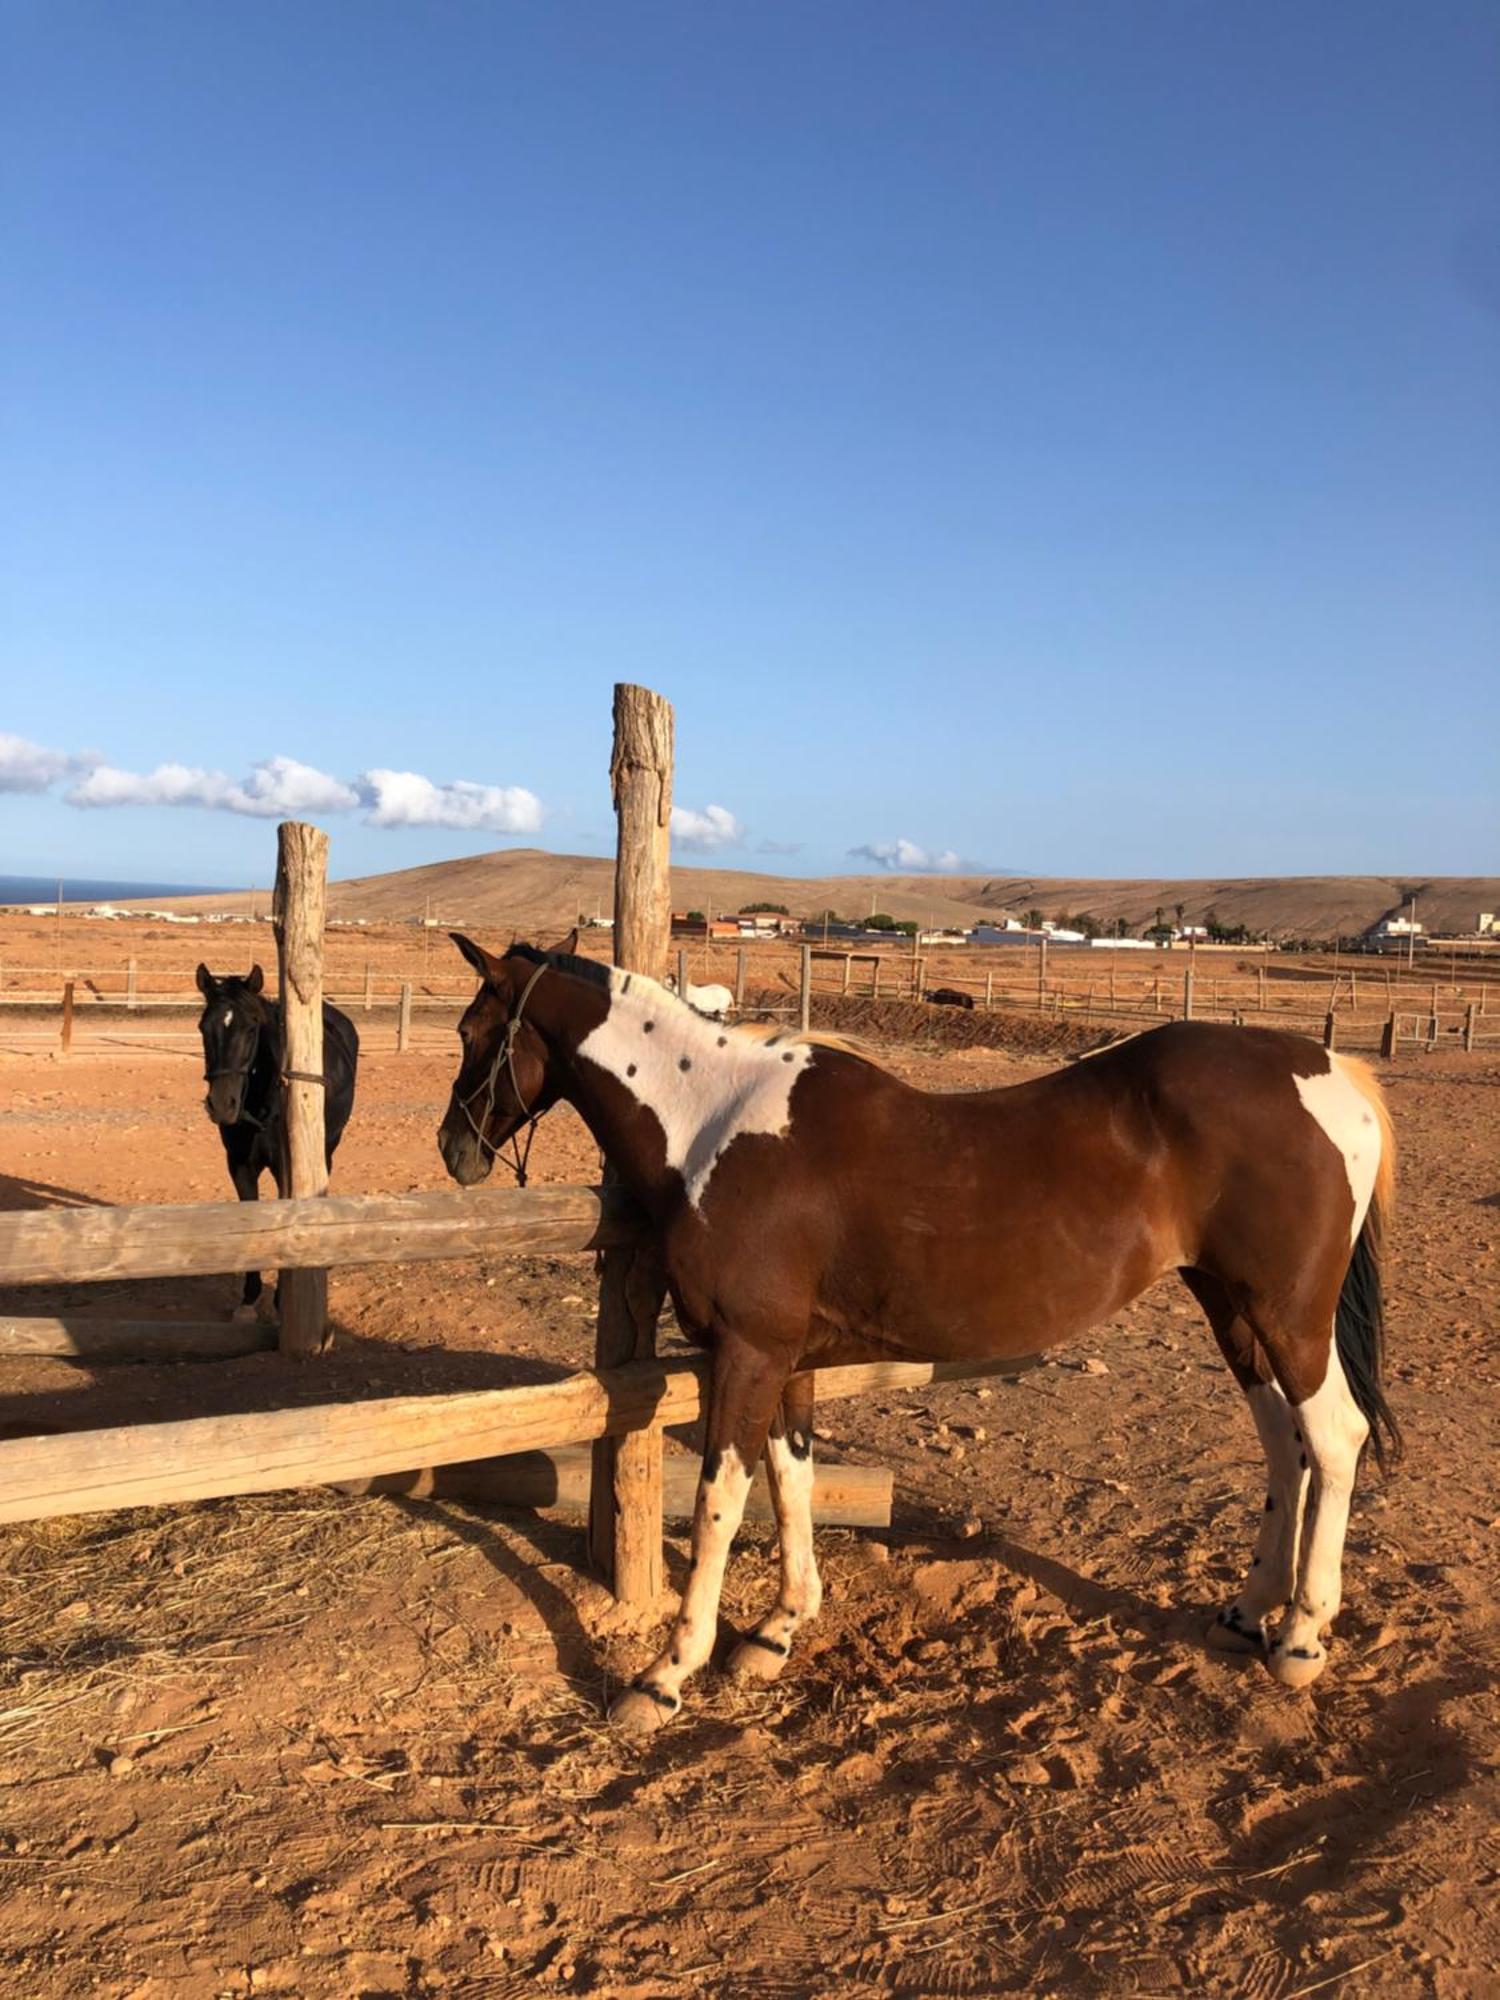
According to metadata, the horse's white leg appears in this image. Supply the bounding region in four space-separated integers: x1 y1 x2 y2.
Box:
609 1334 786 1737
1208 1379 1310 1655
1269 1342 1368 1689
728 1380 821 1682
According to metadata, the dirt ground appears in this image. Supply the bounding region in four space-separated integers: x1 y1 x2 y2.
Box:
0 1010 1495 1998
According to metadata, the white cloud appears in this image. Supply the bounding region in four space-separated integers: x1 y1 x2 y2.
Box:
357 769 544 833
32 736 545 834
0 732 75 793
68 755 358 817
848 838 963 873
671 803 743 851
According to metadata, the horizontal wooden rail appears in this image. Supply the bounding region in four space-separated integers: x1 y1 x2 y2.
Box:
0 1184 644 1286
0 1351 1041 1525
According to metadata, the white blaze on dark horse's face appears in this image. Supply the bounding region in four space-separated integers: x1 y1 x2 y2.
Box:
195 964 267 1127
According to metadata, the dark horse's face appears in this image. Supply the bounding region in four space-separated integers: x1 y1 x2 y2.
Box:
437 930 575 1186
196 964 267 1126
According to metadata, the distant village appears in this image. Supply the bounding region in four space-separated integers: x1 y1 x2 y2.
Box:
16 897 1498 954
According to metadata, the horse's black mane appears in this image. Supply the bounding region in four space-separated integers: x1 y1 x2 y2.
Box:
511 943 612 991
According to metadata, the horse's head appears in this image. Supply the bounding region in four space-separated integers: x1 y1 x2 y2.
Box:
437 929 579 1186
196 964 269 1126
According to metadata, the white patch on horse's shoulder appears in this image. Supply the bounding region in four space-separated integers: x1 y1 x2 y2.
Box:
1293 1060 1381 1245
577 970 812 1209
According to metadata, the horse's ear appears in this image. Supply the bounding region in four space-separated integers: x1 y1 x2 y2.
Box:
195 963 216 998
541 926 579 958
246 965 265 994
450 932 503 983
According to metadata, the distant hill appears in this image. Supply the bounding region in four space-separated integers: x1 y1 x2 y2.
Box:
143 848 1500 942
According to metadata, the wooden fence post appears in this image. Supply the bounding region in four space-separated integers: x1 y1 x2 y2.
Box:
364 962 374 1013
984 970 994 1011
589 683 671 1604
734 946 747 1013
1182 968 1194 1020
1380 1011 1396 1059
1037 936 1048 1007
799 943 812 1032
677 946 689 1000
1463 1003 1476 1053
396 982 412 1052
1323 1010 1337 1051
1258 965 1267 1012
60 980 75 1054
126 957 138 1011
272 821 330 1358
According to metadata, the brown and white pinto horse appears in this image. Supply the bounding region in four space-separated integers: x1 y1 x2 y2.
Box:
437 933 1398 1737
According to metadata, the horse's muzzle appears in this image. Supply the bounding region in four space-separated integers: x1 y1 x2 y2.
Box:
205 1081 244 1126
438 1111 492 1187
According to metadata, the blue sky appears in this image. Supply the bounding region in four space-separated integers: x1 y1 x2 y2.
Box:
3 1 1496 887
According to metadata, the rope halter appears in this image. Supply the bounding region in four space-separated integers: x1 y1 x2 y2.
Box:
454 958 552 1186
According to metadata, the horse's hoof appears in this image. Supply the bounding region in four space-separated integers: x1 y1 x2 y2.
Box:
1267 1639 1327 1689
609 1684 678 1738
1206 1609 1265 1657
727 1632 791 1683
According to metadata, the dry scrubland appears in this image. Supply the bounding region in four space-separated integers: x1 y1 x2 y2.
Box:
2 910 1497 1067
0 910 1496 1995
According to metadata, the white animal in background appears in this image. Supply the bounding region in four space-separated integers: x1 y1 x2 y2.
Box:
664 974 733 1020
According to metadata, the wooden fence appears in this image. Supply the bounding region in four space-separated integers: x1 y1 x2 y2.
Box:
1 683 1032 1608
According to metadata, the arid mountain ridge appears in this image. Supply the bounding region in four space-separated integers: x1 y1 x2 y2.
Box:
150 849 1498 942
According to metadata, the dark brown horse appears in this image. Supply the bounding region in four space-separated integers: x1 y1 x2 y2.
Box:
437 933 1397 1736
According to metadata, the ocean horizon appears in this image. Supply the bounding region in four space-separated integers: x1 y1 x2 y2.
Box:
0 875 229 907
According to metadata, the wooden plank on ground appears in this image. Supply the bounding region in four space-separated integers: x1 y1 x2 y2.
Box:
339 1447 892 1527
0 1183 642 1287
0 1316 274 1361
0 1351 1041 1526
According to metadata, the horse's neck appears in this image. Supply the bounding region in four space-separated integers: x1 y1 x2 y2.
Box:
549 967 815 1209
248 1005 282 1099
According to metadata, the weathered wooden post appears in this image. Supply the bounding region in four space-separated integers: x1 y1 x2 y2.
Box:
1323 1010 1337 1051
272 821 330 1359
396 982 412 1053
677 946 689 1001
1037 936 1048 1008
734 946 747 1012
1259 964 1268 1012
589 683 671 1604
841 953 852 995
1182 967 1195 1020
60 980 75 1054
1463 1002 1476 1053
1379 1011 1396 1059
799 943 812 1032
984 969 994 1011
363 962 374 1013
126 957 138 1011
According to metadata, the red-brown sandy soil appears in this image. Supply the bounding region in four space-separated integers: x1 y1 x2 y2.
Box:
0 1013 1495 1998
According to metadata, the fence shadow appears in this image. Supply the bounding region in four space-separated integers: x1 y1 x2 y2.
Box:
0 1318 584 1436
0 1170 110 1213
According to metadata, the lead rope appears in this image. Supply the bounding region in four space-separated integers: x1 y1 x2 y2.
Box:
456 960 553 1187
